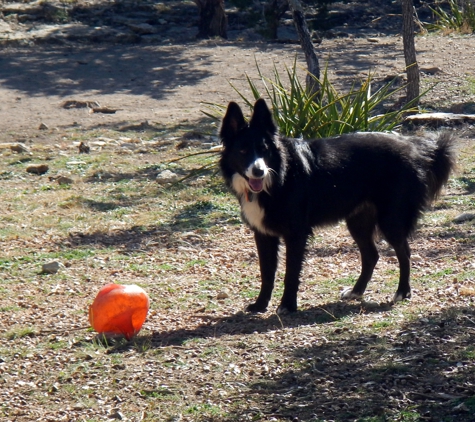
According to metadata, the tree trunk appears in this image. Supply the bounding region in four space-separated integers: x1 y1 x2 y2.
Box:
194 0 227 39
401 0 420 106
287 0 320 97
263 0 288 39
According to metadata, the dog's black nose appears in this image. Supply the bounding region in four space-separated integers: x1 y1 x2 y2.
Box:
252 167 265 178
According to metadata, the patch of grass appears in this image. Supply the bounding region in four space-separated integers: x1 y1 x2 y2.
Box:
5 327 36 340
48 340 68 350
371 320 392 330
185 403 225 417
141 387 180 400
0 305 21 312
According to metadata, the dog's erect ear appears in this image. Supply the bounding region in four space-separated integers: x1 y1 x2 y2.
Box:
249 98 276 135
220 102 247 143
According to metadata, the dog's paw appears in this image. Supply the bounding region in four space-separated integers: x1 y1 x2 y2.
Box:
392 290 411 303
246 302 268 313
276 304 297 315
340 287 363 301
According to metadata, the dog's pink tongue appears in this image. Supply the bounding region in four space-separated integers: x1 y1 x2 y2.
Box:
249 178 263 192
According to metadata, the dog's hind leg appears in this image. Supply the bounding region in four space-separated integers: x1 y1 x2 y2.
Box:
388 238 412 303
341 208 379 301
379 221 412 303
247 231 280 313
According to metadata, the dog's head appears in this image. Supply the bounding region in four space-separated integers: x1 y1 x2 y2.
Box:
219 99 280 195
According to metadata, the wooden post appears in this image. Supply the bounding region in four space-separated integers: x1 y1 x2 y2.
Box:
287 0 320 97
402 0 420 106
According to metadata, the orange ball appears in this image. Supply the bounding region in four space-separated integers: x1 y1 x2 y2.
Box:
89 284 149 340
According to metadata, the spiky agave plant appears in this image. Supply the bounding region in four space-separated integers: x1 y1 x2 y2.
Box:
426 0 475 33
176 58 423 181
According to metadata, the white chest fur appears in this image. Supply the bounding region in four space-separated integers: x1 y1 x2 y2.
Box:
232 173 275 235
241 198 266 233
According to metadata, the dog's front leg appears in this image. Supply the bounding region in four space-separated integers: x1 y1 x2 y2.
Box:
278 233 308 314
246 231 280 313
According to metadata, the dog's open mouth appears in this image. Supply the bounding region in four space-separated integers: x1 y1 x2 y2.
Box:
248 177 264 193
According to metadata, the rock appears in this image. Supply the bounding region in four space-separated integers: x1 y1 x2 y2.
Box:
217 291 230 300
0 21 14 34
66 161 86 166
405 113 475 127
420 66 442 75
78 142 90 154
17 14 38 23
453 213 475 223
56 176 74 185
4 14 19 23
2 1 41 15
120 142 137 150
38 122 49 130
89 106 119 114
118 121 152 132
0 142 19 150
10 143 30 153
156 170 178 184
26 164 49 175
127 23 158 35
108 410 124 420
62 100 100 109
41 261 61 274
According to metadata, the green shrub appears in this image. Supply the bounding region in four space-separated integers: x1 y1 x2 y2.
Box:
426 0 475 33
204 58 419 139
178 60 423 181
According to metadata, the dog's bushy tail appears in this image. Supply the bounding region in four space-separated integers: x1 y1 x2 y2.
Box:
427 132 457 200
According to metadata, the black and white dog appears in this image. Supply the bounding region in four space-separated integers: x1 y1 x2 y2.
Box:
219 98 456 314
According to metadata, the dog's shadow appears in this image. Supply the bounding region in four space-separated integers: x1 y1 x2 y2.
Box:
132 300 393 349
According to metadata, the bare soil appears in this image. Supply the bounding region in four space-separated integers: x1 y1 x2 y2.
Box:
1 0 475 143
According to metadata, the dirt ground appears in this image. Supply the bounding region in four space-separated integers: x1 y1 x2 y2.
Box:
1 1 475 143
2 3 475 421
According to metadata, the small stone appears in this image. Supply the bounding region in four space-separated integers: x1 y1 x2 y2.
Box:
38 122 49 130
421 67 442 75
10 143 30 154
108 410 124 420
56 176 74 185
41 261 61 274
156 170 178 184
453 402 469 412
66 161 86 166
26 164 49 175
217 291 229 300
454 213 475 223
128 23 158 35
78 141 90 154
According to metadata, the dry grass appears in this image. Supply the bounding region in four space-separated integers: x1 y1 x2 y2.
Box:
1 127 475 421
